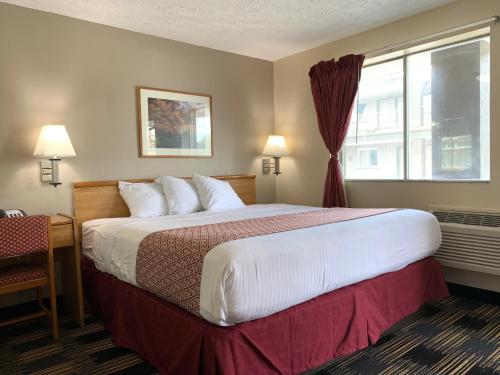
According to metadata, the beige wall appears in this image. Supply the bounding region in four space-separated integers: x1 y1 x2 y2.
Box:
1 1 499 298
0 3 276 216
274 0 500 212
273 0 500 291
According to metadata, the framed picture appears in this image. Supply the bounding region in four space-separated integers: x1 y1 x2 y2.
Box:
136 86 213 157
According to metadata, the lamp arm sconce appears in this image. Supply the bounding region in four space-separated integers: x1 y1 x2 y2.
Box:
49 157 62 186
33 124 76 187
262 156 282 176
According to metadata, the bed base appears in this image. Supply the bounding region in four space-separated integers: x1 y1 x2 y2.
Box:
82 257 449 375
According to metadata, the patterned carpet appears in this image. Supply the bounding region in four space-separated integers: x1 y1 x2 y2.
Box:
315 297 499 375
0 297 498 375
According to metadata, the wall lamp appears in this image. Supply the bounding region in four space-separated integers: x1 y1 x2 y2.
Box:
262 135 288 176
33 125 76 186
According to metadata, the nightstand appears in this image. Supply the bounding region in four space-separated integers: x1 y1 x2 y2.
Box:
51 214 84 327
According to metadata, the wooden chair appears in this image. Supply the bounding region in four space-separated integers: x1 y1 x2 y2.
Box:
0 216 58 339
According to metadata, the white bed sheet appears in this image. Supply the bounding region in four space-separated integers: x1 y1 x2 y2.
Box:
82 204 441 326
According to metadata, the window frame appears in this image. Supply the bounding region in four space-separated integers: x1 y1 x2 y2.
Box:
343 33 491 183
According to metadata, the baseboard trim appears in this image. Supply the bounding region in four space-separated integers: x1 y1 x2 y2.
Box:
447 282 499 306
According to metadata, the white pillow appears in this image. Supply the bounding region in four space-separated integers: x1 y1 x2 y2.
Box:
155 176 202 215
192 174 245 212
118 181 168 218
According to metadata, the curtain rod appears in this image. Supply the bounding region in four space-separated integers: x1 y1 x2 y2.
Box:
362 16 499 58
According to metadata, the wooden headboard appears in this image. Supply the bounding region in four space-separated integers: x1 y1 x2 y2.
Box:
73 174 256 235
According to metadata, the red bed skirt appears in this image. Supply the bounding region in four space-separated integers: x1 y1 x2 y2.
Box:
82 257 449 375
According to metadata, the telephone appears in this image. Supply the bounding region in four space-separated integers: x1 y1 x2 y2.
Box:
0 209 27 218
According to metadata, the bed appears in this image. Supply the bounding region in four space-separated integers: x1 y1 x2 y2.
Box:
75 174 449 374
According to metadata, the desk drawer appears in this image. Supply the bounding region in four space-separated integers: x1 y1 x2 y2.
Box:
52 224 74 248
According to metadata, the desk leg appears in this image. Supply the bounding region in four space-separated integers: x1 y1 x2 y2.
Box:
60 245 85 327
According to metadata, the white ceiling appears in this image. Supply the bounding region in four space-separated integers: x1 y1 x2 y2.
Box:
3 0 455 61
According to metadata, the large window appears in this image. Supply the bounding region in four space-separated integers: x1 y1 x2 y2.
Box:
344 35 490 181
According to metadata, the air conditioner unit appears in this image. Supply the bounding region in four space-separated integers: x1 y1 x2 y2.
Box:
430 207 500 276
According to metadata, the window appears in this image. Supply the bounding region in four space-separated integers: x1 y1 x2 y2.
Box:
358 148 378 167
357 102 368 123
420 82 431 127
441 135 472 172
345 35 490 181
377 97 395 128
345 59 404 179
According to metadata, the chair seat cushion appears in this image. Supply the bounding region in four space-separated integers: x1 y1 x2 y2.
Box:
0 264 47 286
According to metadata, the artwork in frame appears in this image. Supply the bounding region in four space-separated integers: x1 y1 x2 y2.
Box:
136 87 213 157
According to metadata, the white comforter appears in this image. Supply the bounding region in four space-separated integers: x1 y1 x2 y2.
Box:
82 204 441 326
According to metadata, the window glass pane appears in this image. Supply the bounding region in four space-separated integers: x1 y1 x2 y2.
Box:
407 37 490 180
345 59 404 179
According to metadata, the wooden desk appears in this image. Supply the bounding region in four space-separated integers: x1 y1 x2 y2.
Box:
51 214 84 327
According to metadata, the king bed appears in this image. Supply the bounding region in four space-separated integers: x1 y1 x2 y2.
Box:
75 174 449 374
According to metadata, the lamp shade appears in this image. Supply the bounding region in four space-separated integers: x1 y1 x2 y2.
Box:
262 135 288 156
33 125 76 157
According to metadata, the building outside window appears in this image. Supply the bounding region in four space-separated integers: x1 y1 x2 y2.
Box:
358 148 379 168
344 34 490 181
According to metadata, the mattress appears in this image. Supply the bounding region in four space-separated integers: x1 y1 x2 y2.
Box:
82 204 441 325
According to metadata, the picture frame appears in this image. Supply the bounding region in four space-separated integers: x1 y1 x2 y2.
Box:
136 86 213 158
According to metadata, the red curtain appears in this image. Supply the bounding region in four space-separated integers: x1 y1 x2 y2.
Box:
309 54 365 207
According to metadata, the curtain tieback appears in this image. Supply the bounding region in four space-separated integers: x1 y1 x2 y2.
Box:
329 153 339 160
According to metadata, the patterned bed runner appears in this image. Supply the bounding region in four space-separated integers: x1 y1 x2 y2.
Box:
136 207 395 316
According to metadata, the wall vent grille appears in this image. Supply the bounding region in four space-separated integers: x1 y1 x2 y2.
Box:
432 210 500 227
430 209 500 276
